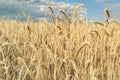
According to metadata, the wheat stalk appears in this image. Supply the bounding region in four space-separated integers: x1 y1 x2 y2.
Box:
76 41 91 57
94 21 104 26
73 4 84 19
91 18 104 26
59 9 71 24
105 8 110 18
110 20 120 25
22 12 30 21
48 6 56 24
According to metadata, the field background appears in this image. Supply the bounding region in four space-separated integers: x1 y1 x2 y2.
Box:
0 4 120 80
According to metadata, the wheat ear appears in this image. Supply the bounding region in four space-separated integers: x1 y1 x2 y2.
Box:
73 4 84 19
105 8 110 18
59 9 71 24
48 6 56 24
57 16 67 25
94 21 104 26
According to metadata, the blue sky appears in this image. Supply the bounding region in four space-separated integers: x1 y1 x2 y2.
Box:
0 0 120 21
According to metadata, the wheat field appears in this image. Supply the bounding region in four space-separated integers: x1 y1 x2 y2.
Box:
0 5 120 80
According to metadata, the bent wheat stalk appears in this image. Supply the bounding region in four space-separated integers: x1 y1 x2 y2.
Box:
110 20 120 25
57 16 67 25
48 6 56 24
94 21 104 26
22 12 30 21
72 4 84 19
57 17 65 23
59 9 71 24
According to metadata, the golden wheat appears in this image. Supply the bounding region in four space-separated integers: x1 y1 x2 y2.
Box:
59 9 71 24
48 6 56 24
73 4 84 19
0 4 120 80
105 8 110 18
